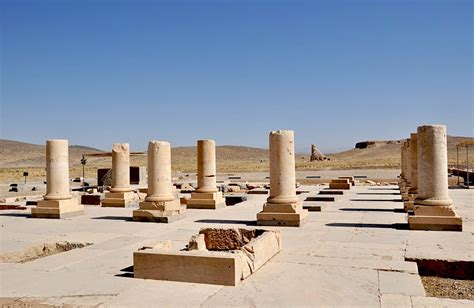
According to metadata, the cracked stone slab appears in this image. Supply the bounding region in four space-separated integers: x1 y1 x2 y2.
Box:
378 271 425 296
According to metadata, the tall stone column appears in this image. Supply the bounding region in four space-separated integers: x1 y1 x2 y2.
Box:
187 139 225 209
110 143 132 193
404 133 419 211
408 133 418 195
196 140 218 193
133 141 185 222
402 138 412 200
32 139 84 219
257 130 308 227
408 125 462 231
102 143 135 207
399 141 407 190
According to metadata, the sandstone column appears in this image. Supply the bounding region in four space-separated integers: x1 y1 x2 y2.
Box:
404 133 418 211
31 140 84 218
408 125 462 231
102 143 135 207
196 140 218 193
257 130 308 227
187 140 225 209
402 138 412 200
133 141 185 222
399 141 407 190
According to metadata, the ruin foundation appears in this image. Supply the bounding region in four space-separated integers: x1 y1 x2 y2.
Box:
133 228 281 286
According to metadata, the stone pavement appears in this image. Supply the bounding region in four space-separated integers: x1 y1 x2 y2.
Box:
0 185 472 307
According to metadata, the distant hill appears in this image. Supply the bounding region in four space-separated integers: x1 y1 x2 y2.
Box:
330 136 471 162
0 136 472 172
0 139 102 168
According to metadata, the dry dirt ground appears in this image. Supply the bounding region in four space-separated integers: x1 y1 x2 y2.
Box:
421 276 474 300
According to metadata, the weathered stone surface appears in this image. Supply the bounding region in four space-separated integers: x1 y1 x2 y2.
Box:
199 228 257 251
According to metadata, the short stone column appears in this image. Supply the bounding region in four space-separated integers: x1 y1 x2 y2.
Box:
32 139 84 218
187 140 225 209
404 133 418 211
102 143 135 207
133 141 185 222
408 125 462 231
257 130 308 227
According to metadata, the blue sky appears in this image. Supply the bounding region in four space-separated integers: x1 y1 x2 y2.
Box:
1 0 472 153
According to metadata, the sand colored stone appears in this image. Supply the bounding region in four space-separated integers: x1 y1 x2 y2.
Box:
31 139 84 219
402 138 412 200
339 176 355 186
399 141 408 191
102 143 135 207
133 228 281 286
133 141 185 223
187 140 225 209
257 130 308 227
404 133 418 212
329 179 351 190
408 125 462 231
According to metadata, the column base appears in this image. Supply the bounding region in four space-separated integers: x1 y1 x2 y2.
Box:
186 192 225 209
101 191 135 207
257 201 308 227
408 204 463 231
133 199 186 223
31 198 84 219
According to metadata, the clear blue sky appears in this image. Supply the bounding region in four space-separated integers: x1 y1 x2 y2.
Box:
1 0 472 153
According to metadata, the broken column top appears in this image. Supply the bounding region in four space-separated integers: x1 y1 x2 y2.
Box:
149 140 170 147
198 139 215 144
270 130 294 136
112 143 129 152
46 139 68 143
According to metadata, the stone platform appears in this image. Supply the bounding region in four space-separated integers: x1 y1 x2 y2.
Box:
0 184 472 307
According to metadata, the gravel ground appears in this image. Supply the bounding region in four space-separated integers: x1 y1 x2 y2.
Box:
421 276 474 300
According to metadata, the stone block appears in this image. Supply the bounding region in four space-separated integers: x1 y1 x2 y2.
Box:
408 215 462 231
257 202 308 227
101 191 135 208
80 194 101 205
133 229 281 286
305 196 336 202
296 190 310 195
302 204 322 212
329 183 351 190
319 190 344 195
187 191 226 209
247 189 269 195
31 198 84 219
225 195 247 206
